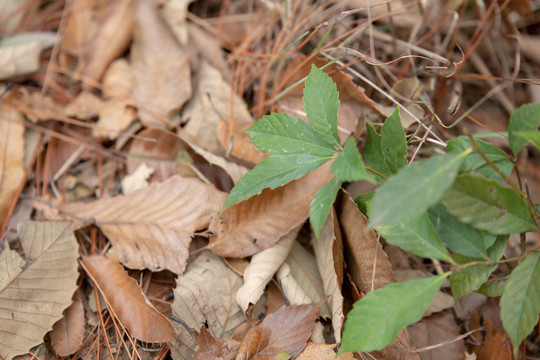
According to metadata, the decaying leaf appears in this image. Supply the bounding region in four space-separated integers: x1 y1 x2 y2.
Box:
0 221 79 360
296 342 354 360
194 326 239 360
53 176 226 274
50 292 85 357
80 255 175 342
169 251 244 360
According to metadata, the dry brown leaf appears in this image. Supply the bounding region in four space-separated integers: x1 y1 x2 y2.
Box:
338 190 396 293
187 23 227 74
296 342 354 360
169 250 244 360
236 304 319 360
121 162 154 194
50 292 85 357
160 0 193 46
194 326 239 360
131 0 191 127
0 221 79 360
469 309 513 360
208 162 333 258
216 117 266 164
370 330 421 360
236 226 300 312
0 104 24 228
54 176 226 274
276 262 313 306
81 255 175 342
64 91 102 119
102 58 134 98
93 98 138 139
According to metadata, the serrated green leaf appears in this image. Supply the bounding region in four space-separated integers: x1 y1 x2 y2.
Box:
364 123 391 183
440 174 537 234
477 278 506 297
514 130 540 150
309 177 342 238
303 65 341 148
369 150 470 228
447 136 513 183
354 192 374 217
223 154 331 210
381 107 407 173
500 252 540 358
331 137 374 182
377 212 452 262
428 203 495 259
508 102 540 156
339 274 447 354
247 113 336 156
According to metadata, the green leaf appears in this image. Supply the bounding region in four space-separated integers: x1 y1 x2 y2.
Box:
247 112 336 156
223 154 330 210
477 278 506 297
309 177 343 239
354 192 374 217
377 212 452 262
331 137 374 182
447 136 513 183
508 102 540 156
428 203 495 259
500 252 540 358
381 107 407 173
364 123 391 183
369 150 470 228
514 130 540 150
303 65 341 148
339 274 448 354
440 174 537 234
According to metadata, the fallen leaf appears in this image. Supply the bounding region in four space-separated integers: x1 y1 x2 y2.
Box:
80 255 175 342
93 99 138 139
102 58 134 99
469 310 513 360
296 342 354 360
131 0 191 127
54 176 227 274
236 226 300 312
0 221 79 360
121 162 154 195
194 326 239 360
169 251 244 360
276 262 313 305
160 0 194 46
50 292 86 356
186 23 228 73
208 161 333 258
64 91 103 119
0 1 27 34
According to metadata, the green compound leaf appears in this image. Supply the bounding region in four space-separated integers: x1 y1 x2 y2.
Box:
440 174 537 234
303 65 341 148
428 203 496 259
331 137 374 182
339 274 447 354
514 130 540 151
447 136 513 183
508 102 540 156
364 123 391 183
223 154 331 210
247 113 336 156
500 252 540 358
381 107 407 173
377 212 452 262
309 177 343 239
369 150 470 229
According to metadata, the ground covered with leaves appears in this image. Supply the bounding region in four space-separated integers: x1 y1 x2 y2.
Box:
0 0 539 359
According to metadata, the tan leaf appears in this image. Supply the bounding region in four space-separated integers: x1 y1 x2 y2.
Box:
208 161 333 258
216 118 266 164
102 58 134 99
160 0 194 46
80 255 175 342
194 326 239 360
0 221 79 360
0 1 27 34
169 251 244 360
120 162 154 195
0 105 24 228
295 342 354 360
64 91 103 119
276 262 313 305
236 226 299 312
55 176 227 274
131 0 191 127
338 190 396 293
50 292 85 357
93 99 137 139
186 23 227 74
236 304 319 359
312 210 345 342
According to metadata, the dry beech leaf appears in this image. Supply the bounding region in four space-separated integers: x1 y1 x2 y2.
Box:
50 292 85 357
54 176 226 274
194 326 239 360
312 210 345 343
236 304 319 360
169 251 244 360
131 0 191 128
236 226 299 312
296 342 354 360
208 161 333 258
276 262 313 305
0 104 24 228
80 255 175 342
0 221 79 360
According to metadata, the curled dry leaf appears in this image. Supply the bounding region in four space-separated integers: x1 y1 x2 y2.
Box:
276 262 313 305
0 221 79 360
208 161 333 258
80 255 175 343
236 226 299 312
131 0 191 127
54 176 226 274
169 251 244 360
50 292 85 357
